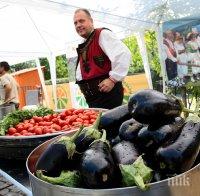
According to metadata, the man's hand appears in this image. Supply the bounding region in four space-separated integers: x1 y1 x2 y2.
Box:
98 78 115 93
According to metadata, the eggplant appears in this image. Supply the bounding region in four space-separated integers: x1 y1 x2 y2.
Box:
98 104 132 139
36 126 83 177
119 119 143 141
128 89 193 125
156 121 200 173
137 117 185 151
80 130 117 189
110 135 121 146
112 141 139 165
75 112 102 153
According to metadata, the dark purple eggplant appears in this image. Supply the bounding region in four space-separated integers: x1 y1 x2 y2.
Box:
156 121 200 173
75 112 102 153
137 117 185 151
98 104 132 139
80 130 117 189
110 135 121 146
119 119 143 141
36 126 83 177
128 89 193 125
112 140 139 165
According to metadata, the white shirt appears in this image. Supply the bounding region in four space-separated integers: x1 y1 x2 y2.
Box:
76 29 131 81
163 38 177 62
0 73 19 103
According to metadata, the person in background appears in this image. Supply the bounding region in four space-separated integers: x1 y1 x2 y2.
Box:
73 8 131 109
186 32 200 74
163 30 178 80
0 61 19 109
174 35 188 78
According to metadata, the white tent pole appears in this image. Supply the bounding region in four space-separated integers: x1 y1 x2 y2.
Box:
48 55 57 110
35 58 50 107
155 24 167 93
136 31 153 89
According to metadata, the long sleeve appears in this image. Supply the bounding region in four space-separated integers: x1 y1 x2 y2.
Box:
163 44 177 62
99 30 131 81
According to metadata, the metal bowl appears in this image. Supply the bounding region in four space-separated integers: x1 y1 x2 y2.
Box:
26 131 200 196
0 132 66 160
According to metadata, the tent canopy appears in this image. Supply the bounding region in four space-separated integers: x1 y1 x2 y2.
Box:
1 0 200 64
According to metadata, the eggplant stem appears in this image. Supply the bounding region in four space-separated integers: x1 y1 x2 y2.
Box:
173 95 196 114
101 129 107 142
92 111 102 129
71 125 84 141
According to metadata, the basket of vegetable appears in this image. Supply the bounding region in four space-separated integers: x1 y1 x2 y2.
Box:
0 107 100 159
26 89 200 196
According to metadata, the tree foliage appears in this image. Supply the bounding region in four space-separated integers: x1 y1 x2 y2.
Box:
123 30 161 77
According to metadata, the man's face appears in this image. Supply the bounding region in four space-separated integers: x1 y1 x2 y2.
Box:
73 10 94 39
166 31 174 41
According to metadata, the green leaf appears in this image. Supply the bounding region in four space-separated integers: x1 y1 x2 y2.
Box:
186 115 200 123
119 156 153 191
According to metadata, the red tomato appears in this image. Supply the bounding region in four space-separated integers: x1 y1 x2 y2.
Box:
13 133 22 136
62 125 70 131
20 130 28 135
23 119 29 124
81 115 89 120
73 109 84 115
38 122 53 126
68 115 78 124
29 119 35 124
51 124 61 131
23 132 34 136
76 118 83 123
52 113 58 118
8 127 17 135
65 110 72 116
34 127 43 135
90 119 96 124
23 123 32 130
59 112 66 119
52 118 59 123
33 116 43 122
89 114 97 119
72 122 82 127
15 124 24 132
83 120 90 124
28 127 35 133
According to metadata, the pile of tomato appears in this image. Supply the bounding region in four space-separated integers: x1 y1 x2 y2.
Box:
6 108 99 137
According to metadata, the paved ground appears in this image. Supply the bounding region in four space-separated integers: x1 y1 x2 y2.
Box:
0 175 26 196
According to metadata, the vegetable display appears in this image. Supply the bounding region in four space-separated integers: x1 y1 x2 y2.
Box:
0 107 54 135
34 89 200 191
0 108 98 136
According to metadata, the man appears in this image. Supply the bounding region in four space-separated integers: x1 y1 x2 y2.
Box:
73 8 131 109
163 30 178 80
0 61 19 109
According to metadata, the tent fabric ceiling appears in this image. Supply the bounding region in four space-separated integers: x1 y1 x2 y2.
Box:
0 0 200 64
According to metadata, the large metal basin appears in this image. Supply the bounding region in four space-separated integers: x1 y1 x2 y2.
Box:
26 130 200 196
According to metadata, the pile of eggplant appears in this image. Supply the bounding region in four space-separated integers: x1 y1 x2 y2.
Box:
35 89 200 190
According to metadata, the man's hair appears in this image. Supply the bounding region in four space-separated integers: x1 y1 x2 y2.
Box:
0 61 10 71
74 8 92 18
